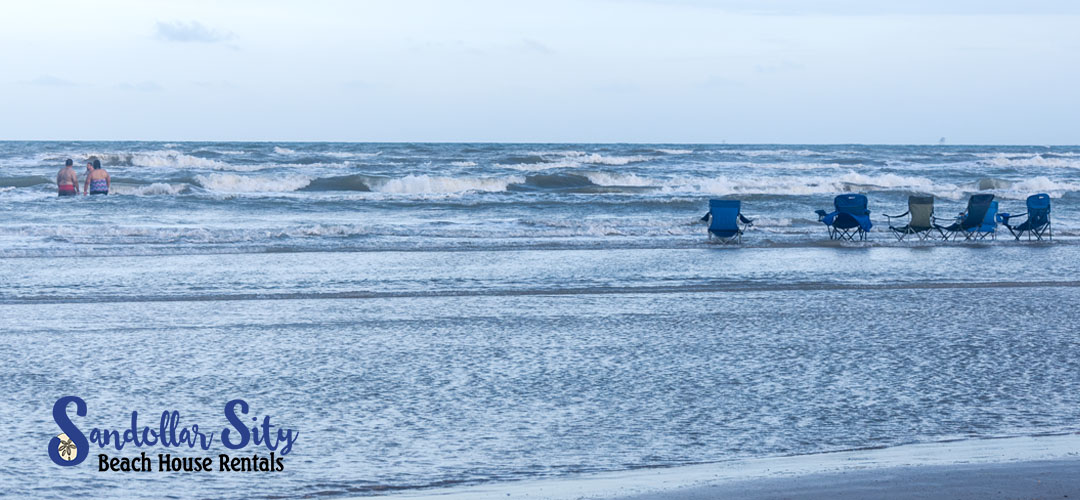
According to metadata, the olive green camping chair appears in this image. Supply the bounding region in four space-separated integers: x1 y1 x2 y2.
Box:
884 195 935 241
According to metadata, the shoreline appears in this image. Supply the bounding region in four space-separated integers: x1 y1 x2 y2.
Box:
383 433 1080 499
617 459 1080 500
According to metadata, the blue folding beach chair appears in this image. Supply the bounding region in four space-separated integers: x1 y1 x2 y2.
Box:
999 193 1052 241
935 194 996 241
814 194 872 241
702 199 753 244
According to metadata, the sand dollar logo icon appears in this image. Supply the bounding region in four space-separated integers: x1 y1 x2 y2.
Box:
56 433 77 461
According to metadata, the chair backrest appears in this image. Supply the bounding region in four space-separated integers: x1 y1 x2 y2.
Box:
1027 193 1051 226
708 199 741 232
908 195 934 229
962 194 994 229
834 194 868 215
980 201 998 231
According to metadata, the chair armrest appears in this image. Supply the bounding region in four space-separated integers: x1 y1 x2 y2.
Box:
700 212 711 222
739 214 753 226
814 209 828 221
932 214 959 224
999 212 1024 223
883 210 909 219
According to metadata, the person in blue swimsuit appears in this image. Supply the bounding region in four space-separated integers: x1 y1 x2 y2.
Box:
84 158 110 195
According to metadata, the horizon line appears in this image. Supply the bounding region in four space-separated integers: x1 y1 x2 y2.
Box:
0 139 1076 147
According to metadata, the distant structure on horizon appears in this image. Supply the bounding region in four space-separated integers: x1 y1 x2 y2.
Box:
939 137 947 144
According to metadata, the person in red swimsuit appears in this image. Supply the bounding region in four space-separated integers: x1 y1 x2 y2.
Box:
56 159 80 196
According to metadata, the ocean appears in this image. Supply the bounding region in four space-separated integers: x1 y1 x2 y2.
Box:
2 142 1080 498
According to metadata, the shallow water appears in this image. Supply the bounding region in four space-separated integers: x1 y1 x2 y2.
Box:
2 142 1078 256
3 143 1079 498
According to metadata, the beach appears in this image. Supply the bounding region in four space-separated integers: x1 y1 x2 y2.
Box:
385 434 1080 499
620 459 1080 500
3 143 1080 498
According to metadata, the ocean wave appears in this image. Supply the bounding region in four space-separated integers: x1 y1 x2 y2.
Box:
0 175 52 188
980 153 1078 168
708 149 826 158
979 176 1080 199
636 172 960 198
273 146 296 155
649 172 1077 200
322 151 381 159
499 151 652 170
110 183 190 196
195 149 248 156
302 174 372 192
585 172 656 187
369 175 523 194
577 153 651 165
451 161 478 167
655 149 693 155
497 160 581 171
84 150 231 169
193 173 313 193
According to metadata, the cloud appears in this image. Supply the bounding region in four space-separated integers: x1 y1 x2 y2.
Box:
519 39 555 55
115 81 162 91
26 75 81 87
155 21 233 43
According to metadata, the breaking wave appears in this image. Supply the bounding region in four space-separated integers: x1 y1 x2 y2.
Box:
89 150 230 169
369 175 524 194
498 151 652 170
193 173 313 193
980 153 1079 169
110 183 191 196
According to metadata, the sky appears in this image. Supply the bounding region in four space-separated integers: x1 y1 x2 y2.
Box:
1 0 1078 143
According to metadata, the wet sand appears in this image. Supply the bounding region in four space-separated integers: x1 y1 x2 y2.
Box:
616 459 1080 500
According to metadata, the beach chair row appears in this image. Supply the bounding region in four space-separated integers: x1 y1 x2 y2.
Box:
703 193 1052 244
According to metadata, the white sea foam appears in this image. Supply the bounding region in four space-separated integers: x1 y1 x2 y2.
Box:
981 153 1078 168
579 153 650 165
111 183 189 196
370 175 524 194
991 176 1080 199
749 216 794 228
322 151 381 159
273 146 297 155
585 172 656 187
451 161 478 167
709 149 824 157
88 150 231 170
193 173 312 193
655 172 967 199
498 151 651 171
497 160 580 171
655 148 693 155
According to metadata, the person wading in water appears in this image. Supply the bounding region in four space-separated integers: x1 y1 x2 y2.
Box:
56 159 80 196
84 158 110 195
